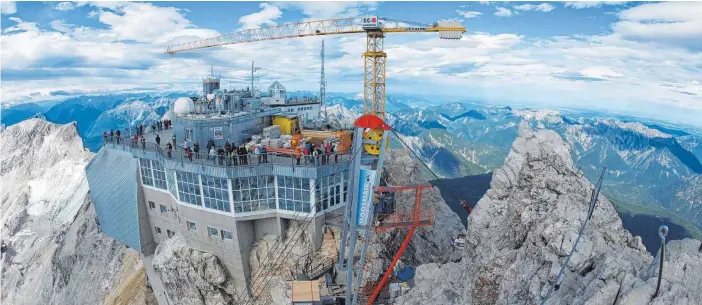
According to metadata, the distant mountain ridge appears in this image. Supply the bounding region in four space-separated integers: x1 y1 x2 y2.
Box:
2 92 700 229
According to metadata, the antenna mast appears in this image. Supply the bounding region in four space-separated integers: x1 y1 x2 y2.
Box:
320 39 327 120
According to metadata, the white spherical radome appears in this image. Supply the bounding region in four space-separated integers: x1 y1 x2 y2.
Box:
174 97 195 115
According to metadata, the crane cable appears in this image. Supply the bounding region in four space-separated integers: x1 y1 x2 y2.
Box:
388 128 470 214
539 166 607 305
243 144 367 305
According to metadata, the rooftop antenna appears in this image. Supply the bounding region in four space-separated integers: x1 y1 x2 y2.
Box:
320 39 327 120
251 61 261 96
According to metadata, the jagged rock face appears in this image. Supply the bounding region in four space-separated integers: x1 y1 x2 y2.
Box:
1 118 153 305
396 125 702 305
383 149 464 265
152 236 241 305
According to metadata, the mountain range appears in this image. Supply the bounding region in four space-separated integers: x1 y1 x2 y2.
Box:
3 91 701 233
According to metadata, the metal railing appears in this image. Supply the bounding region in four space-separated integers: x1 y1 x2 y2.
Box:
102 136 351 169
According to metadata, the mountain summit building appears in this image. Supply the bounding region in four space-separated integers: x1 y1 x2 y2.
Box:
85 78 351 289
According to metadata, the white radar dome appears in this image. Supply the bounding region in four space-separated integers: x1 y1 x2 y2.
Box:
174 97 195 115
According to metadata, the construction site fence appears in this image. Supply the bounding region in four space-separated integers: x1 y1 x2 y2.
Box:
102 136 352 168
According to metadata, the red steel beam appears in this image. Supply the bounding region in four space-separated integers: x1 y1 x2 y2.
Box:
366 226 417 305
376 183 432 193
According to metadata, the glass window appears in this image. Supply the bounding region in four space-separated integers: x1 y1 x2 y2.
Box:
155 226 161 234
201 175 230 212
151 160 167 190
166 169 178 199
187 221 197 232
208 226 218 237
160 204 168 213
316 171 348 212
278 176 312 213
176 171 202 206
139 158 153 186
232 175 275 213
148 201 155 209
221 230 233 240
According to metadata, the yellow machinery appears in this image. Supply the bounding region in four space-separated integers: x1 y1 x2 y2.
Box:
166 16 466 121
272 115 300 135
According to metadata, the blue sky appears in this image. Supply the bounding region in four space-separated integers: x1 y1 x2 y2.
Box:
1 1 701 126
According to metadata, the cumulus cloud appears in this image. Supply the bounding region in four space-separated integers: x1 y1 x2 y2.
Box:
564 1 628 9
55 2 75 11
494 7 514 17
513 3 555 12
238 3 283 29
49 20 73 33
612 2 702 48
456 10 482 19
1 1 17 15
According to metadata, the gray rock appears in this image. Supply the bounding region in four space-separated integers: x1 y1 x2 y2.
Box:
153 235 240 305
396 125 702 305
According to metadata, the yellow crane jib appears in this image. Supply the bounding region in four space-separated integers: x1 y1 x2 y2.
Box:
165 16 467 119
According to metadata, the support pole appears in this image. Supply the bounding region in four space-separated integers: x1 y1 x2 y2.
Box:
339 127 365 300
654 225 668 298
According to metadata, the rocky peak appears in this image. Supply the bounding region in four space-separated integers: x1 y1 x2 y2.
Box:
1 118 152 305
395 125 702 305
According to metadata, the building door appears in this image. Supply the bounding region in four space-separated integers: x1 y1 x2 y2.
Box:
185 128 194 141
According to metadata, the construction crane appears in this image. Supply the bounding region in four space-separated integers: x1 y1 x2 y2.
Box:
166 16 466 120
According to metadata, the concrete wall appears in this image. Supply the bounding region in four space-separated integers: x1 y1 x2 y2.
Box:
137 174 157 256
253 217 281 240
236 220 255 284
141 186 249 288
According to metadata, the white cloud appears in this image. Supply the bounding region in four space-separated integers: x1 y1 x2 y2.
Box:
494 7 514 17
55 2 75 11
3 17 38 33
514 3 555 12
564 1 628 9
1 1 17 15
49 20 74 33
238 3 283 29
456 10 482 19
612 2 702 48
579 66 623 79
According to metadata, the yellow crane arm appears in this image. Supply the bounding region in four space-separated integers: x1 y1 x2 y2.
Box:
166 17 465 54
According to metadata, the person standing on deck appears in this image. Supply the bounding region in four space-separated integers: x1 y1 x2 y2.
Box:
156 134 161 146
193 142 199 159
140 135 146 149
109 129 114 142
255 145 262 164
261 145 268 163
103 131 108 143
115 129 121 143
312 147 319 166
209 147 217 164
166 142 172 158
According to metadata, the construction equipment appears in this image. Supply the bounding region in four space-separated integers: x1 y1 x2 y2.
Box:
166 16 466 120
362 183 435 305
